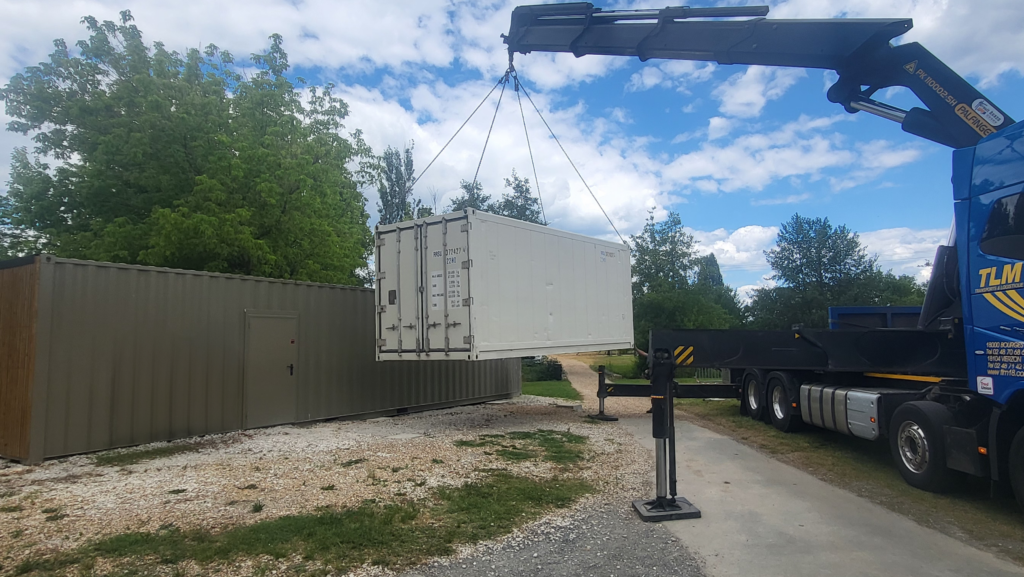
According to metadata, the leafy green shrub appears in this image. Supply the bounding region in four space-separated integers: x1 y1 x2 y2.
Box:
521 357 563 382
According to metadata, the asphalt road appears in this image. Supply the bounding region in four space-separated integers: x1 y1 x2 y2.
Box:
620 417 1024 577
399 499 706 577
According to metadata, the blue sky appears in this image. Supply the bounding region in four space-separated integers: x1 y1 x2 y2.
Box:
2 0 1022 297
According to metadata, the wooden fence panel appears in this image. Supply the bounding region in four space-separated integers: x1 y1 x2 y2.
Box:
0 258 39 461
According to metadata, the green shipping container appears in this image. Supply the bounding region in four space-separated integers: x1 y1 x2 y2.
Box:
0 255 520 463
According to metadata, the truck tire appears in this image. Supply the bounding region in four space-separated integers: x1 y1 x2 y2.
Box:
741 371 765 421
1009 427 1024 511
889 401 960 493
766 372 803 433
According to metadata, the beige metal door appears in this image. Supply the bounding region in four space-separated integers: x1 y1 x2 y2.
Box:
244 312 299 428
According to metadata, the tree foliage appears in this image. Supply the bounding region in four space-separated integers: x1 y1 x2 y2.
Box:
447 180 491 213
630 211 696 296
747 214 926 329
445 170 544 225
0 12 371 284
489 169 544 225
376 144 415 226
629 210 743 351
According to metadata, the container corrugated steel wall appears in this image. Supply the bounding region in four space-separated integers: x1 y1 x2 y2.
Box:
12 255 518 462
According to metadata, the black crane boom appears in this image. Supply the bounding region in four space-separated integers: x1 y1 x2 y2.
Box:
503 3 1015 149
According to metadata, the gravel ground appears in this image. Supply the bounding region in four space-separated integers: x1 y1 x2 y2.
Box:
0 358 684 576
400 499 704 577
397 358 703 577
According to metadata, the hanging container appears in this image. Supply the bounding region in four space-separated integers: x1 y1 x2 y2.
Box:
375 209 634 361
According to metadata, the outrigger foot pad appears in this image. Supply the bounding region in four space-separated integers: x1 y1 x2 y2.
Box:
587 413 619 421
632 496 701 522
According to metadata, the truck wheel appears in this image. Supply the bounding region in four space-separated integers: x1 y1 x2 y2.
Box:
1009 427 1024 511
767 372 803 433
889 401 959 493
741 372 765 421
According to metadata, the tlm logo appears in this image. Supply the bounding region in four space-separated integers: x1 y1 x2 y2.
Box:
904 60 918 74
979 262 1023 289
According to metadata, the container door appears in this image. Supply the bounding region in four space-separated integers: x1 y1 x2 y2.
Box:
423 215 471 353
244 312 299 428
377 225 423 354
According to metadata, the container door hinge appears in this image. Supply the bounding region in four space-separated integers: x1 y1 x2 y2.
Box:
463 336 474 345
376 237 386 247
461 223 470 232
462 297 473 307
377 305 387 313
377 271 386 280
461 260 472 269
376 339 387 347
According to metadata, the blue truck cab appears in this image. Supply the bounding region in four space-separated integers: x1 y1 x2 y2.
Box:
956 120 1024 407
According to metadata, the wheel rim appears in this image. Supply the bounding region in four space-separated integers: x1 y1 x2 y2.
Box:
746 380 759 411
772 385 786 420
898 421 929 474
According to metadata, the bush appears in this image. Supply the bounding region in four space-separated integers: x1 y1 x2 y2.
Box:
629 355 648 380
522 357 563 382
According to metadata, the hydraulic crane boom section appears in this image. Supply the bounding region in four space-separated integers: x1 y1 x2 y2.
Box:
503 3 1015 149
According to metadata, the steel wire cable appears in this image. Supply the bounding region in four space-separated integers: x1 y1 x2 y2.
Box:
517 80 630 249
409 77 504 191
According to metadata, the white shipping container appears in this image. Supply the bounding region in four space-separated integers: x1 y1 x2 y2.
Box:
375 210 634 361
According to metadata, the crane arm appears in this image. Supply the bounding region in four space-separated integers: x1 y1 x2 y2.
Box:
503 3 1014 149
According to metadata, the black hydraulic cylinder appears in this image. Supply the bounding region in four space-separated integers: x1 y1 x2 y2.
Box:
650 351 674 440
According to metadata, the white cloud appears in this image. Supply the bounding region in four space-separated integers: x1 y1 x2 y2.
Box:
681 100 701 113
751 193 812 206
829 139 923 190
859 227 948 282
737 275 776 304
608 107 632 124
688 225 779 272
706 117 734 140
627 61 716 93
713 66 807 118
0 0 459 81
661 115 857 192
339 78 676 239
627 67 666 92
770 0 1024 87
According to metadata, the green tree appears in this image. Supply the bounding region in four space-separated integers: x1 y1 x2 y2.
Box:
0 193 35 260
766 214 874 293
489 169 545 225
376 143 415 225
446 180 491 213
410 198 433 219
630 210 696 296
747 214 926 328
629 211 743 350
694 253 724 287
1 12 371 284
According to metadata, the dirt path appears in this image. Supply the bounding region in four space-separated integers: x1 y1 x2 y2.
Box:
558 356 651 417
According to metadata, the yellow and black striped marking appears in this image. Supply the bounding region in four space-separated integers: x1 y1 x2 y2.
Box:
674 346 694 366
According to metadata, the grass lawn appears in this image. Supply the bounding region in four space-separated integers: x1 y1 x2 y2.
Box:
522 380 583 401
574 352 639 378
17 433 594 577
674 398 1024 566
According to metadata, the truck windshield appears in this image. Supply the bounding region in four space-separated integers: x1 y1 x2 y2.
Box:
981 192 1024 260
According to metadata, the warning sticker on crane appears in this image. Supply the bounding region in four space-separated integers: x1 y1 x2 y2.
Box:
972 99 1005 127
